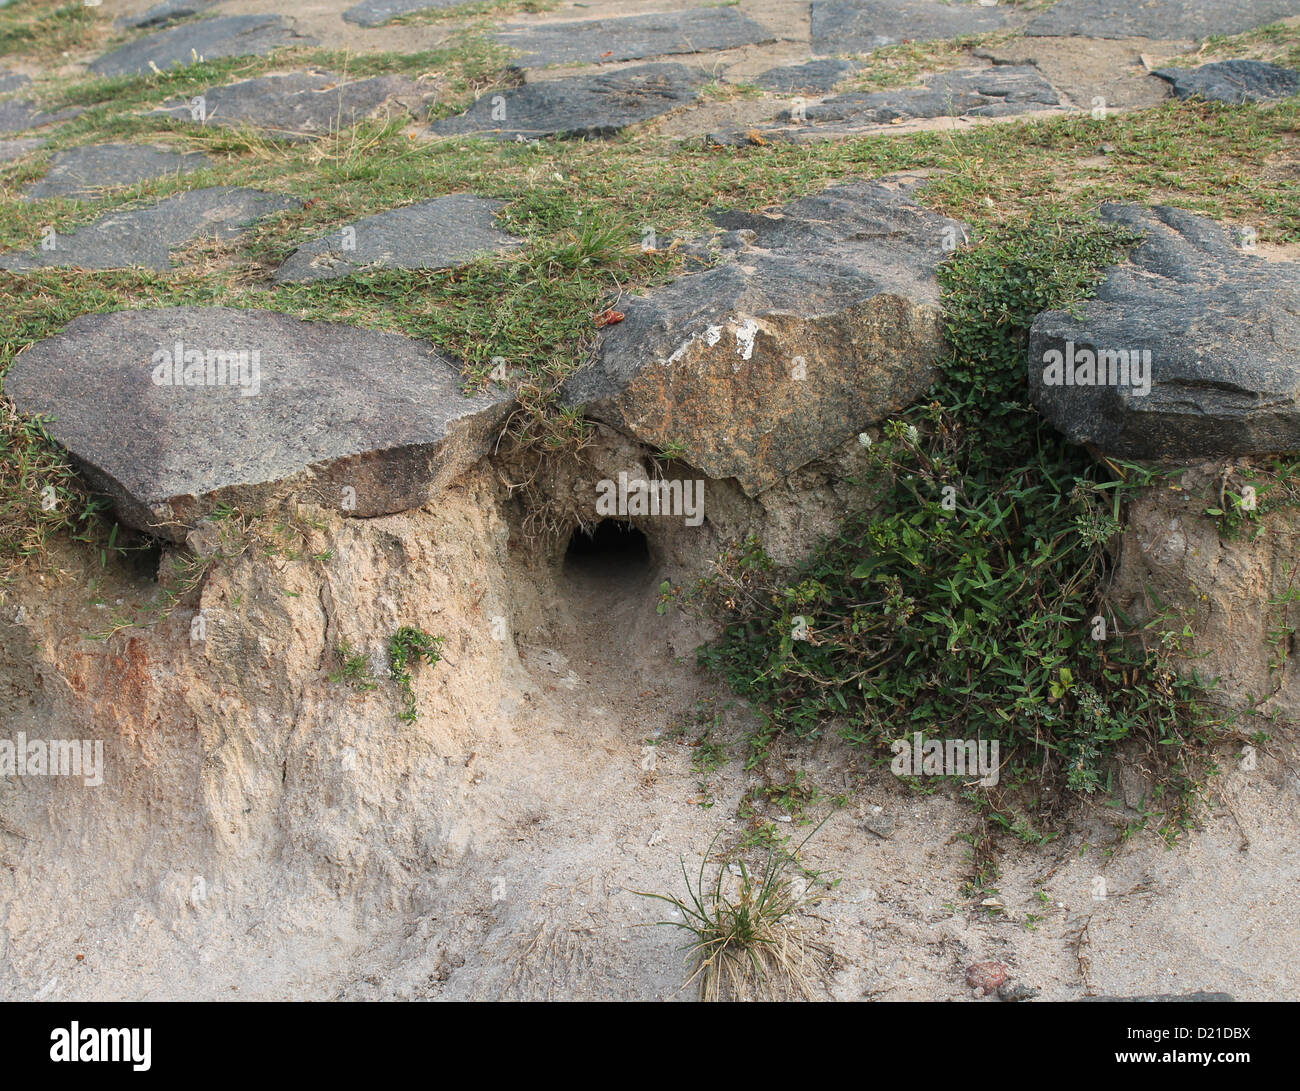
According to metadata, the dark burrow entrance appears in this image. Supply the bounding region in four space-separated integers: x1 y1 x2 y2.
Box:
562 520 652 583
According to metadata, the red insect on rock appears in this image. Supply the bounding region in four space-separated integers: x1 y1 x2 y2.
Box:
595 309 625 328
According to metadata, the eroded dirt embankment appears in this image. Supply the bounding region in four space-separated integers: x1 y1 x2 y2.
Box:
1 443 1298 1000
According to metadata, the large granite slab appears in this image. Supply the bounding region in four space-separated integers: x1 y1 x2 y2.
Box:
342 0 465 28
5 307 513 540
562 178 963 495
1154 59 1300 103
1029 204 1300 461
710 66 1061 144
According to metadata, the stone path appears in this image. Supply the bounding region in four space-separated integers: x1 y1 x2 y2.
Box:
117 0 218 30
811 0 1014 52
24 143 211 201
342 0 463 28
0 99 82 135
0 188 300 271
711 65 1062 145
0 137 44 164
274 194 521 283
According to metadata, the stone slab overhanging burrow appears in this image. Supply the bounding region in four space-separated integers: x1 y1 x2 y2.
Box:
4 308 514 541
561 177 967 496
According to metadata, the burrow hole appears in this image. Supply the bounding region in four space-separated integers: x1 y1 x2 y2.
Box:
562 520 652 583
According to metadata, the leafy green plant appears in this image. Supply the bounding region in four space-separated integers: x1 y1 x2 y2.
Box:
680 214 1226 833
388 626 444 722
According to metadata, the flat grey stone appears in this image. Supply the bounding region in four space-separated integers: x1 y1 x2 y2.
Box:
4 308 512 540
561 178 963 495
710 66 1059 144
0 71 30 94
152 72 428 140
1026 0 1300 39
0 187 300 271
117 0 218 30
342 0 464 28
88 15 317 77
1155 59 1300 103
496 8 775 67
274 193 521 283
1028 204 1300 462
0 99 82 134
752 59 858 94
430 63 709 141
811 0 1010 53
24 143 211 200
0 137 44 164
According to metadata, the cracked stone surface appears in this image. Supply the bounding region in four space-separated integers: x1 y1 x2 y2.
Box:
1029 204 1300 461
495 8 775 67
0 187 300 271
4 307 513 540
273 194 521 283
561 177 964 495
811 0 1011 53
88 15 318 76
1154 59 1300 103
1026 0 1300 39
24 143 212 200
430 63 709 141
